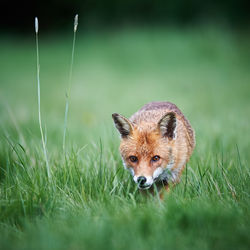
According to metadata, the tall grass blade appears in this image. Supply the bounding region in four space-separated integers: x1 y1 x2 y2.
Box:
35 17 51 179
183 164 188 197
63 14 79 153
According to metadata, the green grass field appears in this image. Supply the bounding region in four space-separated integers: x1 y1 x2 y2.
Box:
0 27 250 250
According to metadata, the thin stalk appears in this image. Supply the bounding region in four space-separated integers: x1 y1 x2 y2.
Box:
35 17 51 179
63 14 78 153
184 164 188 197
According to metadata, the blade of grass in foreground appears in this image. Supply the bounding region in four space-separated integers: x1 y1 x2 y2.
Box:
63 14 79 153
35 17 51 179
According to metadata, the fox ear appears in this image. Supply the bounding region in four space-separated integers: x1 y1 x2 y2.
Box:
158 112 177 140
112 113 133 138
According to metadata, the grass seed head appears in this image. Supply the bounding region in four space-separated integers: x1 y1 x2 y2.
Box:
35 17 38 34
74 14 78 32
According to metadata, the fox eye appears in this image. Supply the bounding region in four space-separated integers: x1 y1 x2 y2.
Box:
152 155 160 162
129 156 138 163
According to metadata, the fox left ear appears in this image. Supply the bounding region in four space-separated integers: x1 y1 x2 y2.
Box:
112 113 133 138
158 112 177 140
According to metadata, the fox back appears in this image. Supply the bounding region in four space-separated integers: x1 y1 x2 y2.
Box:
112 102 195 190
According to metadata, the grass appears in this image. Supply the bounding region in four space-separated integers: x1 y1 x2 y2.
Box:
35 17 51 179
0 26 249 250
63 14 78 153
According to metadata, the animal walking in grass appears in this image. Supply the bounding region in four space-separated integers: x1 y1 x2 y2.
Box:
112 102 195 195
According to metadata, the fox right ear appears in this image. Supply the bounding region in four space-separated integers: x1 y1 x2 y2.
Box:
112 113 133 138
158 112 177 140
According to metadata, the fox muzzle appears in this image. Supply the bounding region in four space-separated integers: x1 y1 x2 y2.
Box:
134 175 153 189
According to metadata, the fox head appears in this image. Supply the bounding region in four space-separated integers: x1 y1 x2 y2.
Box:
112 112 177 189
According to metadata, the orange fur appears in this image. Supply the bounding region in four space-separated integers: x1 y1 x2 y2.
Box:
112 102 195 193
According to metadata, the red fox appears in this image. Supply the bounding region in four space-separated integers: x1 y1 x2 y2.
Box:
112 102 195 193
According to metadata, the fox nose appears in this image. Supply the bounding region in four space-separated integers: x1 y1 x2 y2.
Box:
137 176 147 186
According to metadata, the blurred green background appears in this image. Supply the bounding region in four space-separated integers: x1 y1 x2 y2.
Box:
0 1 250 250
1 27 249 149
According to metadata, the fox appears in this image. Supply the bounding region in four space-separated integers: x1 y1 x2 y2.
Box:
112 101 195 194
